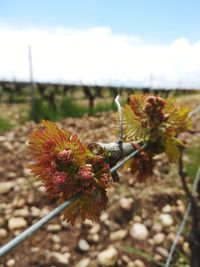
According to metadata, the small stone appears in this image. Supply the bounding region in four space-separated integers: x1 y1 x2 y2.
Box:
133 216 142 223
51 234 61 243
110 229 128 241
183 242 190 254
98 247 118 266
159 214 173 227
53 243 61 251
75 258 90 267
100 212 109 222
47 224 61 232
154 254 162 261
162 205 172 213
23 168 32 177
177 204 185 213
3 142 13 151
122 255 130 263
132 259 145 267
152 233 165 245
78 239 90 252
152 223 163 232
156 247 168 258
83 219 93 226
0 136 6 142
6 259 15 267
144 219 152 227
8 217 27 230
40 207 49 217
89 224 100 234
31 247 39 253
130 223 149 241
127 262 135 267
46 251 70 265
30 207 41 217
0 228 7 238
120 197 134 210
89 234 100 243
14 208 29 217
0 182 15 194
167 233 175 243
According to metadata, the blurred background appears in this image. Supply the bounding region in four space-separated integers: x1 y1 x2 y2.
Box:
0 1 200 267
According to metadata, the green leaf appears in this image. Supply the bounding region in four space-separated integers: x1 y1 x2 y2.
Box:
123 105 150 141
163 137 182 162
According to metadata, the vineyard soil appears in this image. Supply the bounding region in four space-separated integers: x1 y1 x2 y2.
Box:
0 94 200 267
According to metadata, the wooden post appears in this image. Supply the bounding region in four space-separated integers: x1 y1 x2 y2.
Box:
29 45 35 120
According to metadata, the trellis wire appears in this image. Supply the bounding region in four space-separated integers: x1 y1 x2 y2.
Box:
189 104 200 118
0 144 146 258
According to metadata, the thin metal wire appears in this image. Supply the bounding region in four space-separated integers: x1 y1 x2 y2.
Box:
189 104 200 118
114 94 123 144
0 144 146 258
164 166 200 267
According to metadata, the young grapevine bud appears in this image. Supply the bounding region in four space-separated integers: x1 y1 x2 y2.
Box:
57 149 74 163
78 164 94 181
52 171 68 185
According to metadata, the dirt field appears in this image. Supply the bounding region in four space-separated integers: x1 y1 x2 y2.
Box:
0 95 200 267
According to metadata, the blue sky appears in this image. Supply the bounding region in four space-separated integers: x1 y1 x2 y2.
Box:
0 0 200 43
0 0 200 88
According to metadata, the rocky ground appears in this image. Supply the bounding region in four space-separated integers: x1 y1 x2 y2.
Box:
0 95 200 267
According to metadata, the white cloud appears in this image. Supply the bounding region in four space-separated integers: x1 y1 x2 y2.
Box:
0 26 200 88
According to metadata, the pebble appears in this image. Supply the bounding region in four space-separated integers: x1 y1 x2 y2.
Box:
162 204 172 213
130 223 149 241
132 259 145 267
46 251 70 265
6 259 15 267
167 232 175 242
177 204 185 213
152 223 163 232
89 224 100 234
100 212 109 222
110 229 128 241
51 234 61 243
159 214 173 227
30 207 41 217
156 247 169 258
47 224 62 232
75 258 90 267
3 142 13 151
0 182 15 194
0 228 7 238
154 254 162 261
8 217 27 230
183 242 190 254
14 208 29 217
133 216 142 223
98 247 118 266
88 234 100 243
152 233 165 245
78 239 90 252
31 247 39 253
0 136 6 142
120 197 134 210
7 172 17 178
23 168 32 177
